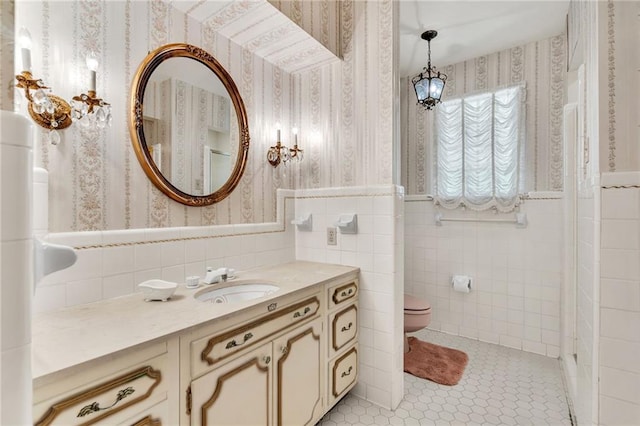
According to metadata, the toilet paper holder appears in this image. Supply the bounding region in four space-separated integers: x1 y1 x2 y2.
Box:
451 275 472 292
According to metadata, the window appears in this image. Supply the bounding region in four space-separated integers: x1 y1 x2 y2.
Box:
434 84 525 212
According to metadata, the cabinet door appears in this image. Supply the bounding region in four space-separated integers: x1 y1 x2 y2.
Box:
273 317 324 426
190 343 273 426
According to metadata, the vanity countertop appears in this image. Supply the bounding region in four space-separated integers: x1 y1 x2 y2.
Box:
32 260 358 382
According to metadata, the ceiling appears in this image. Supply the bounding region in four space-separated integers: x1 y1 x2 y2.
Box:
171 1 570 77
399 0 570 77
170 0 339 73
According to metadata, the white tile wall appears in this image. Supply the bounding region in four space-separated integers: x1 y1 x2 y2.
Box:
1 108 34 425
599 184 640 425
404 197 564 358
33 192 296 313
295 185 405 411
576 188 598 425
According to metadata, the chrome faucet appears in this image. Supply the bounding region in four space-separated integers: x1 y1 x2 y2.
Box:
203 267 228 284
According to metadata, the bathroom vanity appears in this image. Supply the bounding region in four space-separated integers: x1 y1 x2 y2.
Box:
31 261 359 425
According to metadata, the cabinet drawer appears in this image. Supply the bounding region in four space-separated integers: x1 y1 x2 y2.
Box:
192 296 320 377
330 305 357 354
34 358 166 426
328 280 358 309
330 347 358 403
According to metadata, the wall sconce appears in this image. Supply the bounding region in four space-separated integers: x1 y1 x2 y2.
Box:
14 28 111 145
267 122 304 167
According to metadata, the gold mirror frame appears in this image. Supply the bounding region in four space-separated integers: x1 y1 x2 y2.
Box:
129 43 250 206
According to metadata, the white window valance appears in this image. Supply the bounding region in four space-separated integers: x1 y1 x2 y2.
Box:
434 84 525 212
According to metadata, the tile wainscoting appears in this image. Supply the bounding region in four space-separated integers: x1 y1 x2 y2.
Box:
598 172 640 425
34 189 296 313
404 193 564 358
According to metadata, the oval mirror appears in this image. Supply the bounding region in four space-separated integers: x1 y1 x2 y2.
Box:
129 43 249 206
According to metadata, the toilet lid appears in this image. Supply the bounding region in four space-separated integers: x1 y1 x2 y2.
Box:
404 294 431 313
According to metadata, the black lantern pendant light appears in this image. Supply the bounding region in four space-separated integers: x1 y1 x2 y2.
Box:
412 30 447 109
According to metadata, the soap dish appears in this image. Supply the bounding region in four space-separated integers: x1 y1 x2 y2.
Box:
138 279 178 301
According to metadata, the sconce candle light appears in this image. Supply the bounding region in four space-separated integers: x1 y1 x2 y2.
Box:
70 51 112 129
267 122 304 167
14 28 111 145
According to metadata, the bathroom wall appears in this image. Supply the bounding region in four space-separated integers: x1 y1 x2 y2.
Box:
569 0 603 423
34 190 296 313
268 0 341 59
0 0 14 111
294 0 396 189
400 33 567 193
295 185 404 410
1 1 34 422
15 0 295 232
404 195 563 357
575 183 598 424
598 174 640 425
599 1 640 172
16 0 396 233
595 1 640 424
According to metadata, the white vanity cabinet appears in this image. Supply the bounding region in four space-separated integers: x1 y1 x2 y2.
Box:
32 262 359 426
188 317 324 426
182 288 325 426
32 340 178 426
327 279 359 409
273 317 324 425
189 342 273 425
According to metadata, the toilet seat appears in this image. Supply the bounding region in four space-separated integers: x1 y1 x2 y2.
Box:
403 294 432 352
404 294 431 314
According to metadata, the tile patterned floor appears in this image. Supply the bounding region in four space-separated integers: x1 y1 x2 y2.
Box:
318 329 573 425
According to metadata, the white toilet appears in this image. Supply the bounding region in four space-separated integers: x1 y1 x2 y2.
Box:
404 294 432 353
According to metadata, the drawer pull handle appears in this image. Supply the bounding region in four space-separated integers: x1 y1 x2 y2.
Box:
341 322 353 332
340 288 354 297
341 366 353 378
293 306 311 318
263 356 271 365
77 387 135 417
225 332 254 349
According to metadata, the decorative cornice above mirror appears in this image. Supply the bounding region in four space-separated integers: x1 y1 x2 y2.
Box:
129 43 250 206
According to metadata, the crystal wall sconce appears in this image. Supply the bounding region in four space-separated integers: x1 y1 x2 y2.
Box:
267 122 304 167
14 28 111 145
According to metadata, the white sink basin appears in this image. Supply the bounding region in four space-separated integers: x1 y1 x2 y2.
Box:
195 282 279 304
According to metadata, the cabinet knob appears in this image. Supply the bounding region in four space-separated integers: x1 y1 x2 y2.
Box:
280 346 288 355
263 356 271 365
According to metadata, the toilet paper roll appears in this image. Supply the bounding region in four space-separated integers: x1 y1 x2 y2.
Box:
452 275 471 293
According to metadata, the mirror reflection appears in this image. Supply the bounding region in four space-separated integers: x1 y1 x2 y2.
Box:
142 57 238 196
129 43 249 207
